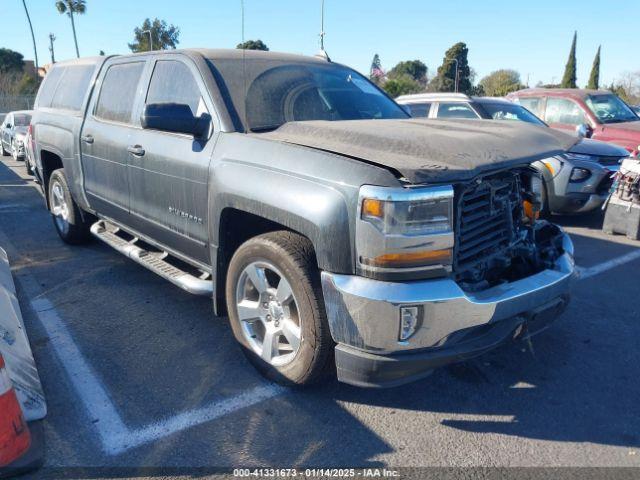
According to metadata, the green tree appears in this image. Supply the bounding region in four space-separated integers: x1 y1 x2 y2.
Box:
432 42 472 93
236 39 269 51
479 69 524 97
388 60 428 86
369 54 384 84
128 18 180 52
382 74 423 98
16 73 39 95
55 0 86 58
587 45 601 90
0 48 25 73
561 31 577 88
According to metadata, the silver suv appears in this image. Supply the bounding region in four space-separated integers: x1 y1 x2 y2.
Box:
397 94 628 214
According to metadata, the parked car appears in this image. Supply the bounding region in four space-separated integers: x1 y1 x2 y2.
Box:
397 93 628 214
631 105 640 116
1 110 32 160
508 88 640 154
30 51 575 388
23 125 36 175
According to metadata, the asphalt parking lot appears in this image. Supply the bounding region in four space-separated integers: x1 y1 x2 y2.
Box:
0 156 639 475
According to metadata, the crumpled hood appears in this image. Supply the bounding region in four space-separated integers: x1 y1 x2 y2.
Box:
257 118 578 183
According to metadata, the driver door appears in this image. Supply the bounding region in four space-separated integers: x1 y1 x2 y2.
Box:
125 57 217 265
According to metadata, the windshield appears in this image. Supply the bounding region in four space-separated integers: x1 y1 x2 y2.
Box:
208 57 408 132
480 103 545 125
13 114 31 127
585 94 638 124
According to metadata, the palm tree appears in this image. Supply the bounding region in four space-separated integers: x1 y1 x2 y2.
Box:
55 0 86 58
22 0 39 77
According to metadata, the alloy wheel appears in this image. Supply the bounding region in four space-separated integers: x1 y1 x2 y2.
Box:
235 260 302 366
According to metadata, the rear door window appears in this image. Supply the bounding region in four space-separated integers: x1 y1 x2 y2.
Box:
436 103 479 119
146 60 206 117
407 103 431 118
517 97 544 117
545 98 587 126
50 65 95 111
94 62 146 124
35 66 65 108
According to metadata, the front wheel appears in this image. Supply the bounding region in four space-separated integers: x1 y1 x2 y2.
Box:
48 169 93 244
225 231 334 385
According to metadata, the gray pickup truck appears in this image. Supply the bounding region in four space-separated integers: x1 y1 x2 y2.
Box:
30 49 575 387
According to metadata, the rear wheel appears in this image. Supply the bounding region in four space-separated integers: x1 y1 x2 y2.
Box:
48 169 93 244
225 231 334 385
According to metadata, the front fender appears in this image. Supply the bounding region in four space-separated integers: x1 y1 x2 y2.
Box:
210 159 354 273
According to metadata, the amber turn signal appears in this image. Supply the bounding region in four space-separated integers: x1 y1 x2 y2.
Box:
362 248 452 269
362 198 384 218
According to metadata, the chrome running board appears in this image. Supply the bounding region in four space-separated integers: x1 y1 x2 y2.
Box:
90 220 213 296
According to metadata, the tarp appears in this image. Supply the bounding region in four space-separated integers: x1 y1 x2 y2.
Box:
0 247 46 421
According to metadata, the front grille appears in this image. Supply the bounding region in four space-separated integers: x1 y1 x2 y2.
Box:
454 173 523 277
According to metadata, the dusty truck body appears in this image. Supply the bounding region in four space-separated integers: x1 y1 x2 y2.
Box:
30 50 575 387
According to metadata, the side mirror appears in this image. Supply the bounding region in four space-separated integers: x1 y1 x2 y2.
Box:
141 103 210 138
575 123 592 139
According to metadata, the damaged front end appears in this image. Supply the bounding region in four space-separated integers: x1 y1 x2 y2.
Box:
453 168 568 291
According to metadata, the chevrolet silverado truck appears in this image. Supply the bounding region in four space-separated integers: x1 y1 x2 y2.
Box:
30 50 576 387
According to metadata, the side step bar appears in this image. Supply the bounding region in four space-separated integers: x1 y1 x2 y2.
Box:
90 220 213 296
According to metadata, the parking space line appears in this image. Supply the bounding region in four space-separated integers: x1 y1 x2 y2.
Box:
30 297 130 453
576 249 640 280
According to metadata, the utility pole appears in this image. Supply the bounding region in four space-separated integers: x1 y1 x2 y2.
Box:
49 33 57 64
452 58 460 93
142 29 153 51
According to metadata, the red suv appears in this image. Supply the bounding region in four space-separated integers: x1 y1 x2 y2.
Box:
508 88 640 155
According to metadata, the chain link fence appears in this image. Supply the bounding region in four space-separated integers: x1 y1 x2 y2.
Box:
0 95 37 120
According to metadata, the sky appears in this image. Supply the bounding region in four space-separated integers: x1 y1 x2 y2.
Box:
2 0 639 87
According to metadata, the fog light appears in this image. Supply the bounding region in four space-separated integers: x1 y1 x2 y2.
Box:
569 167 591 183
399 306 421 341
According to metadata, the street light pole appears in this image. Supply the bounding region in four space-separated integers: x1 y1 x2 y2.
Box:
142 29 153 51
49 33 56 64
452 58 459 93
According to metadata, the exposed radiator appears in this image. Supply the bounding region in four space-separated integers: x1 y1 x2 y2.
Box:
454 172 523 281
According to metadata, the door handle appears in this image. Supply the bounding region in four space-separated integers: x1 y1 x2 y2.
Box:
81 134 94 144
127 145 145 156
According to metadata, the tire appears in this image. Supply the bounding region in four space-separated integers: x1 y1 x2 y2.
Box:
1 141 8 156
225 231 334 386
48 169 93 245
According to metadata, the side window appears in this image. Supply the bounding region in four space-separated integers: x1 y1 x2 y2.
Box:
518 97 543 117
407 103 431 118
50 65 95 111
436 102 479 119
94 62 145 124
545 98 587 126
146 60 206 117
35 66 65 108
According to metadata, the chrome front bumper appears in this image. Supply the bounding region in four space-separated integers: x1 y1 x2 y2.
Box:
321 233 575 356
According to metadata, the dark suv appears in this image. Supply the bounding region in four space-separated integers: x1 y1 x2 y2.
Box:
508 88 640 155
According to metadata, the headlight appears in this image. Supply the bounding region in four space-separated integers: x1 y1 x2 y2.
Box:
356 185 454 279
569 167 592 182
